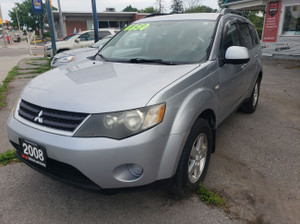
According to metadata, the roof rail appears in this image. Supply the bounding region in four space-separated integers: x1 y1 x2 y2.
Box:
220 8 248 19
144 13 169 18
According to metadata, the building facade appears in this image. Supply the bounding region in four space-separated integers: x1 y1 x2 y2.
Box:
52 11 148 38
223 0 300 58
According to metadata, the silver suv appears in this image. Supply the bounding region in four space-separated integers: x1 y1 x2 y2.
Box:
7 10 262 196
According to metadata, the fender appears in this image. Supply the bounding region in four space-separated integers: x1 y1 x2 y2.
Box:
156 87 218 179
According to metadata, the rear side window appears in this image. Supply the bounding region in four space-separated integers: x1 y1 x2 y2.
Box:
237 23 254 50
99 31 111 39
79 32 94 41
248 24 259 46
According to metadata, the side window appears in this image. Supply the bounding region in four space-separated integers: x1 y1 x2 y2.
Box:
79 32 94 41
237 23 254 50
99 31 111 39
248 24 259 46
222 23 240 56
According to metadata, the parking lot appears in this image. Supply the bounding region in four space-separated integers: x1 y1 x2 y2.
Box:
0 59 299 224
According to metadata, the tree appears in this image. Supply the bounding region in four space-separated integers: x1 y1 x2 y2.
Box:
184 5 217 13
184 0 202 9
139 7 158 14
171 0 184 13
155 0 166 13
122 5 138 12
8 0 56 33
244 11 265 39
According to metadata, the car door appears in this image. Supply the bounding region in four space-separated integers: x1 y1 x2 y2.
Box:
218 21 247 121
76 32 95 48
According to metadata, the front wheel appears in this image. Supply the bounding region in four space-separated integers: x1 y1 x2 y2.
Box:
172 118 212 197
239 78 261 113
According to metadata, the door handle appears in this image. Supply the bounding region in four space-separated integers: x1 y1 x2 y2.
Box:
241 64 246 70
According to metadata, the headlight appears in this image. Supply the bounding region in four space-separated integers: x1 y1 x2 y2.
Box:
56 56 75 63
45 45 52 50
74 103 166 139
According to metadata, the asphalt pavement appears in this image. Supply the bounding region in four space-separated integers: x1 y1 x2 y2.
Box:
0 40 44 84
0 55 299 223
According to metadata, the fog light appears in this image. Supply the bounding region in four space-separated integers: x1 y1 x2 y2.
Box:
128 164 143 177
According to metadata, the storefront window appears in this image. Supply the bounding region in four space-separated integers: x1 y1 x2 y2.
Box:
282 5 300 36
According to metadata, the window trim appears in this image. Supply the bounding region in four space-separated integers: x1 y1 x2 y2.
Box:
280 3 300 37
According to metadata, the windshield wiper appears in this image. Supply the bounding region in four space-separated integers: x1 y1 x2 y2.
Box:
128 58 177 65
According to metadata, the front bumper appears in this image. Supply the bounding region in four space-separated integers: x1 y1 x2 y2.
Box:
44 47 53 58
7 113 186 189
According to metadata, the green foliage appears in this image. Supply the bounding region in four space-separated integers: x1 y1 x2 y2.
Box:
8 0 57 32
122 5 138 12
139 7 158 14
244 11 265 39
198 182 226 207
184 5 217 13
171 0 184 13
0 57 50 108
0 66 19 107
0 150 19 166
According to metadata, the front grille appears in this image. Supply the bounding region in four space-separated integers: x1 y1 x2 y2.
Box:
12 141 101 191
18 100 88 132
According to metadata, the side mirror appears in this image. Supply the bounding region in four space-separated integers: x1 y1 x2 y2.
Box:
75 38 80 43
225 46 250 64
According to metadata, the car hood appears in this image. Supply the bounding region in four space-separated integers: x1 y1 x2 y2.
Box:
21 60 198 113
54 47 98 59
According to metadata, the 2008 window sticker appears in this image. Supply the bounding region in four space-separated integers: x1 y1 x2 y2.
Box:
124 24 150 31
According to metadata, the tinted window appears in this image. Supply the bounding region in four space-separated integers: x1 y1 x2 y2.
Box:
221 23 240 57
248 24 259 45
237 23 254 50
79 32 94 41
224 24 240 50
99 31 111 39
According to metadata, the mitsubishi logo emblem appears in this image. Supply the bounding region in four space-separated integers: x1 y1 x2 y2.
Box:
34 110 43 123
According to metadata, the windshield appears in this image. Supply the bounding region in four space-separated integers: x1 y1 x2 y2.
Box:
99 20 216 64
91 35 113 48
63 34 76 41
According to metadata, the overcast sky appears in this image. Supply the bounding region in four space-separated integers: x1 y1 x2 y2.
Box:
0 0 220 21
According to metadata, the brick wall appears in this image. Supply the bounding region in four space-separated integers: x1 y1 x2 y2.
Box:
66 21 87 35
131 14 147 23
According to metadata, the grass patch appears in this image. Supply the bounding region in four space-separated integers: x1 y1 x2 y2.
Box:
0 150 19 166
0 57 51 108
0 66 19 107
198 182 226 207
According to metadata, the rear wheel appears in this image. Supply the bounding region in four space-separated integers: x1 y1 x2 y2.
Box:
172 118 212 197
239 78 261 113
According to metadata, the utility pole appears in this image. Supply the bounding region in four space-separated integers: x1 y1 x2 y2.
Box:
57 0 65 38
45 0 57 56
14 7 21 31
91 0 99 42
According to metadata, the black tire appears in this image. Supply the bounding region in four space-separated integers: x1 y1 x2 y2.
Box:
172 118 212 198
239 78 261 113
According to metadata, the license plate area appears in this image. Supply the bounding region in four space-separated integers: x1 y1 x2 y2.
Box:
19 139 47 168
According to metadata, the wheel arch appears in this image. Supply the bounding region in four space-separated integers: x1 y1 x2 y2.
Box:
198 109 216 153
57 48 70 53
